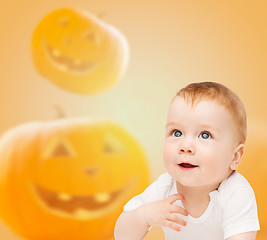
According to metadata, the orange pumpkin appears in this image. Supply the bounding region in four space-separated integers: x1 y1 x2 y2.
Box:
0 118 149 240
31 8 129 95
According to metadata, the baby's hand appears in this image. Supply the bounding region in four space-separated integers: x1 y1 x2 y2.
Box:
141 194 188 232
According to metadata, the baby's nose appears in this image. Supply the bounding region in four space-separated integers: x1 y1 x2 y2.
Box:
179 148 193 154
178 140 195 154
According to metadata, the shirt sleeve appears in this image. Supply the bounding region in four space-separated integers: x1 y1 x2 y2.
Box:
123 179 159 212
123 173 172 212
222 187 260 239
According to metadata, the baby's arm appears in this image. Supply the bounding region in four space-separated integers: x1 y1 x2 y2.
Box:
226 231 257 240
114 194 188 240
114 205 150 240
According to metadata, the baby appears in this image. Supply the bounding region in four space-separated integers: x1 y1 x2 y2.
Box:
114 82 260 240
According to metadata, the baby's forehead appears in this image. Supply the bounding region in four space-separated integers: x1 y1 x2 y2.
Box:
171 96 228 111
173 95 222 106
169 96 236 125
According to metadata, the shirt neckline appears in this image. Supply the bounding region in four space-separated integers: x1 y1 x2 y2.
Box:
170 178 217 223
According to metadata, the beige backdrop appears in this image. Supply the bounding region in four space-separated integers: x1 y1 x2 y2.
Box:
0 0 267 239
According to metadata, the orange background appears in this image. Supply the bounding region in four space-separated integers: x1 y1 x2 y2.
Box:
0 0 267 239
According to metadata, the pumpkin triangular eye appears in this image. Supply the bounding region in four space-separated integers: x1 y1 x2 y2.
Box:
42 137 76 159
104 134 126 154
104 143 115 153
57 16 70 28
51 142 72 157
82 30 100 44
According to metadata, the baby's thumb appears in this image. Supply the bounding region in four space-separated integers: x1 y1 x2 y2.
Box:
167 194 184 204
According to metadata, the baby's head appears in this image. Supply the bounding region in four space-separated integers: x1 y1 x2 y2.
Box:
175 82 247 145
164 82 247 188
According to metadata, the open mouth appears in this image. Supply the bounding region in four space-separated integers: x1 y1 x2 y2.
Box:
178 163 199 170
31 182 127 220
42 38 99 74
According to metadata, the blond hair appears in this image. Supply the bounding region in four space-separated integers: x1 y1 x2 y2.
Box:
175 82 247 144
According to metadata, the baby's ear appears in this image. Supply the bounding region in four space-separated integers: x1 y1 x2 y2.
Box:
230 144 245 170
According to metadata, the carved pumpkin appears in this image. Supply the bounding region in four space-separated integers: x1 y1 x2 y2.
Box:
0 118 149 240
31 8 129 95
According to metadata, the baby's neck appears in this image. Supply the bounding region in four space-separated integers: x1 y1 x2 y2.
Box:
176 182 220 218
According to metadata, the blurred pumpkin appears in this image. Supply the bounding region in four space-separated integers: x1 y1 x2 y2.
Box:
0 118 149 240
31 8 129 95
238 122 267 240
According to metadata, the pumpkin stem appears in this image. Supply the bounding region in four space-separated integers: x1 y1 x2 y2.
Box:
54 105 66 118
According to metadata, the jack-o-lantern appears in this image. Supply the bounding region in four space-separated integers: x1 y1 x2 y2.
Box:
238 126 267 240
0 118 149 240
31 8 129 95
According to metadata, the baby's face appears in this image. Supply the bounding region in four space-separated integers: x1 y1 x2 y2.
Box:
163 96 238 189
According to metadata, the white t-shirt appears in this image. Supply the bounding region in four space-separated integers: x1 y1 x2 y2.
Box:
124 171 260 240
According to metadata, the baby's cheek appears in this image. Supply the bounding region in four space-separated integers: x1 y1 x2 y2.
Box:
163 147 176 171
163 144 173 160
204 160 229 181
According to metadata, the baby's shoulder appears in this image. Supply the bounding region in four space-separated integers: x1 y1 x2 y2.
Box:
219 171 252 191
157 172 174 186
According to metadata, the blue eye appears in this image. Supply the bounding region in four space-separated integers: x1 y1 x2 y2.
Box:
173 130 182 137
200 132 210 139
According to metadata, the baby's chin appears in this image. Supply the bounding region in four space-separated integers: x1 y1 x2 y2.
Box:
175 176 222 192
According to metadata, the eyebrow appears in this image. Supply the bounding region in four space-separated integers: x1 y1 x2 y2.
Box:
165 121 219 133
165 121 179 129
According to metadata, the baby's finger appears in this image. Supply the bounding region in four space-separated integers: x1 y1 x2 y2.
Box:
163 220 182 232
167 194 184 204
167 213 187 227
170 204 188 216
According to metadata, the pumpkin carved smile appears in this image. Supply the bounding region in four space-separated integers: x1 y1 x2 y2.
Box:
33 183 123 219
43 38 99 74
